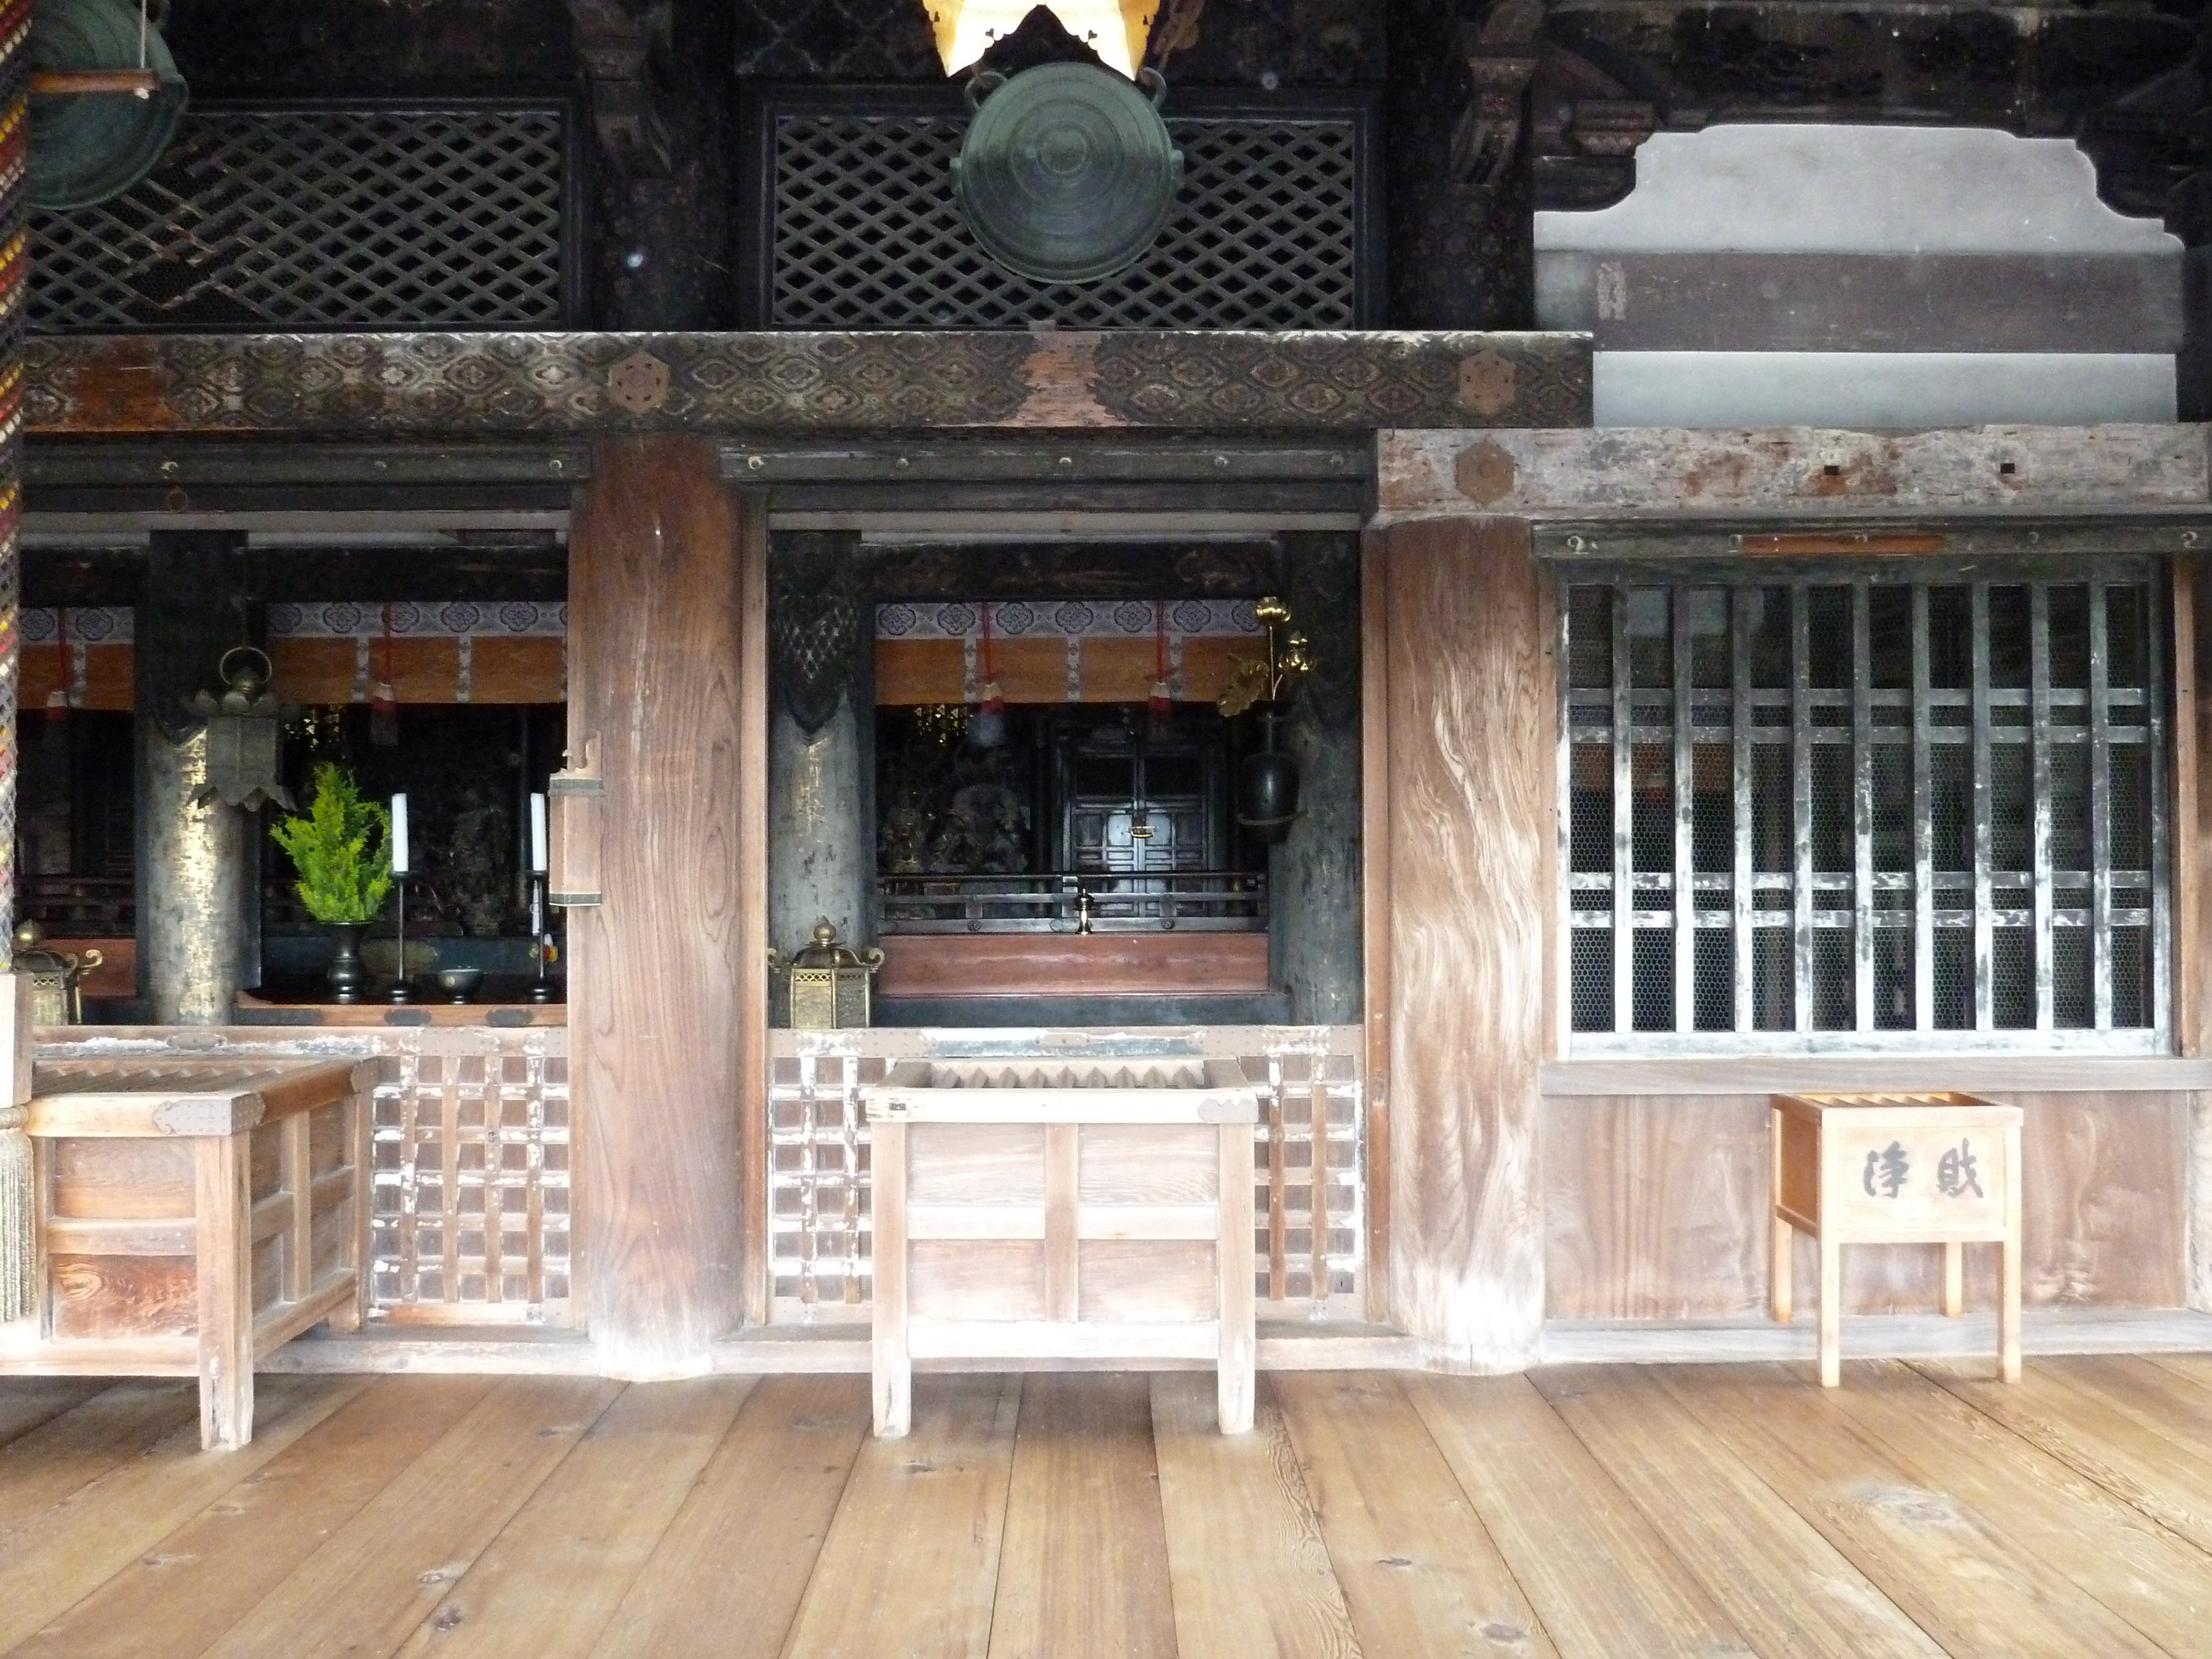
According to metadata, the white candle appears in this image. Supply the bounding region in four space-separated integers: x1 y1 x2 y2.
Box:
530 792 548 874
390 793 409 876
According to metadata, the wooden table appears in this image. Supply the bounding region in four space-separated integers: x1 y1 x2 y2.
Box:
863 1056 1258 1439
5 1055 373 1448
1770 1091 2023 1387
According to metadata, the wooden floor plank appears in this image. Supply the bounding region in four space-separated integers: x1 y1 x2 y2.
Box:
988 1372 1177 1659
2137 1351 2212 1403
1529 1366 1941 1659
1661 1363 2167 1659
1274 1372 1557 1659
0 1375 370 1654
1815 1360 2212 1658
1152 1371 1362 1659
9 1377 498 1659
0 1380 202 1530
780 1373 1022 1659
1404 1373 1749 1659
1921 1356 2212 1557
589 1376 869 1659
393 1378 755 1659
0 1380 108 1453
195 1376 622 1659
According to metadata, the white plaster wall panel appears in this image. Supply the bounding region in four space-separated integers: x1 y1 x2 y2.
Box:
1532 124 2185 429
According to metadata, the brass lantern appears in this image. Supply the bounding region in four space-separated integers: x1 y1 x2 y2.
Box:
9 921 102 1026
780 920 883 1030
189 646 293 811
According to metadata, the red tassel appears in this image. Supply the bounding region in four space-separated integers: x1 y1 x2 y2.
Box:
369 603 399 747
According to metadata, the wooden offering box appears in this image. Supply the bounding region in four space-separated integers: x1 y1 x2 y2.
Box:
863 1056 1258 1439
8 1056 373 1448
1770 1091 2023 1387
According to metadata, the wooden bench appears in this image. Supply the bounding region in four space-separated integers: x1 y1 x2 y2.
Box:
4 1055 373 1448
863 1056 1258 1438
1770 1091 2023 1387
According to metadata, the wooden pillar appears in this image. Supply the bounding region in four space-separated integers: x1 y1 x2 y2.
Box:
137 533 251 1025
1271 531 1363 1024
766 530 873 973
2182 557 2212 1311
568 437 759 1375
1368 517 1551 1370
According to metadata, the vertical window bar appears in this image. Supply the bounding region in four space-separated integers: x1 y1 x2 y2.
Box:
2030 583 2055 1031
2148 577 2172 1037
1555 580 1575 1053
1611 582 1633 1035
1791 581 1814 1034
1851 580 1875 1032
1731 588 1754 1034
2090 583 2114 1029
1673 587 1695 1032
1911 583 1935 1031
1972 582 1995 1032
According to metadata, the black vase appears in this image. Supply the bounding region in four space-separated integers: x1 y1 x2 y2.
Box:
325 923 367 1004
1237 708 1300 846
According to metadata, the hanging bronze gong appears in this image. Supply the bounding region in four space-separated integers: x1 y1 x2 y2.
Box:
29 0 188 211
952 62 1183 285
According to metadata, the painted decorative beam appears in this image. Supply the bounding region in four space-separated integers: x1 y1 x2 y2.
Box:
1373 423 2212 526
22 331 1592 437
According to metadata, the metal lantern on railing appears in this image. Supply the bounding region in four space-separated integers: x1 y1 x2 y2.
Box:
778 919 884 1030
9 921 101 1026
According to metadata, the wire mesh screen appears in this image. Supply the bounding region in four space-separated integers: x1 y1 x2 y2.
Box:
1561 566 2169 1053
748 88 1371 329
30 101 572 332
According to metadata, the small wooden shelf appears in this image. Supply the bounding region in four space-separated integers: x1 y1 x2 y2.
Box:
12 1054 375 1448
1770 1091 2023 1388
863 1056 1259 1438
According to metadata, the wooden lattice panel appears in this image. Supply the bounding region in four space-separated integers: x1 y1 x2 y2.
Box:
368 1030 571 1324
766 1027 1363 1319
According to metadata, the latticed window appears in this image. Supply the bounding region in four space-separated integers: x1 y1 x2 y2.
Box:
1561 565 2170 1053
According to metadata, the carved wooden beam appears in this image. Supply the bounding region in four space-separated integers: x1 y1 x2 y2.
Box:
1450 0 1546 193
566 0 671 180
24 331 1593 436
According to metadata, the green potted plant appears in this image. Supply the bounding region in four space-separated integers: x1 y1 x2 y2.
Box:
270 762 392 1004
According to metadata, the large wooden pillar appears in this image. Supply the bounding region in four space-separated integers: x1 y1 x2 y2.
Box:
568 437 760 1375
137 532 252 1024
1366 517 1552 1370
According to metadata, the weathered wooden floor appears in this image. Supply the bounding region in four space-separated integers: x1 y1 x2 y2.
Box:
1 1357 2211 1656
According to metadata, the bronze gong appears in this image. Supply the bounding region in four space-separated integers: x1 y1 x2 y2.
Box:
29 0 188 210
952 61 1183 285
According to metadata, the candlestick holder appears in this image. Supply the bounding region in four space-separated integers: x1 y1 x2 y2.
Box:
389 875 413 1004
529 874 554 1003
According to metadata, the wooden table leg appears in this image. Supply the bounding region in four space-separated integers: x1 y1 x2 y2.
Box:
1818 1236 1842 1389
1217 1120 1255 1435
871 1120 910 1439
1999 1232 2022 1384
1943 1241 1963 1318
1771 1213 1794 1323
194 1136 255 1451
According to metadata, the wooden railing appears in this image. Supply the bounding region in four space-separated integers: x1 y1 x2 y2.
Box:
877 870 1266 933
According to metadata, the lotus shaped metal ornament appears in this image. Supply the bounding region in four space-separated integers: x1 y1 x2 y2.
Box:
952 61 1183 286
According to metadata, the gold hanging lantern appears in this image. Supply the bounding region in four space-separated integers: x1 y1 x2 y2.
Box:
778 919 883 1030
189 646 293 811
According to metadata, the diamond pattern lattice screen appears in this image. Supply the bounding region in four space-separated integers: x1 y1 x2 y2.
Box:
749 88 1374 330
30 102 572 332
